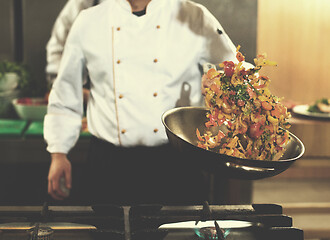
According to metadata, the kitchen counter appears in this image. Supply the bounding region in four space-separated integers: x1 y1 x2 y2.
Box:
273 114 330 179
290 114 330 158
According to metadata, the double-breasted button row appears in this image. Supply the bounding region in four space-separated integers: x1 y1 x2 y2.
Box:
120 128 159 134
118 93 158 99
116 25 161 30
116 59 158 64
115 24 161 137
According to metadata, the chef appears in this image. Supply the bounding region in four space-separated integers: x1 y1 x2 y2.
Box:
44 0 240 204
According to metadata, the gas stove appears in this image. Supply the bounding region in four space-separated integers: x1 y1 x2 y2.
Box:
0 202 303 240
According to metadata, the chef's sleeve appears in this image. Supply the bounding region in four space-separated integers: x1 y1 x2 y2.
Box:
197 5 236 66
44 12 86 154
199 7 255 70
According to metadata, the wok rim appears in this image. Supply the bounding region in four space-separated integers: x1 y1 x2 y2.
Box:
162 106 305 165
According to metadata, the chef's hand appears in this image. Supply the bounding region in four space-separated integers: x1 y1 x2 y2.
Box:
48 153 72 200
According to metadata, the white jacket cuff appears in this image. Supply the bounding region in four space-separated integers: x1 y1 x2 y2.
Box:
44 113 82 154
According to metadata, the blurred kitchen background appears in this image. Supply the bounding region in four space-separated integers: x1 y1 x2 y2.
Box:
0 0 330 239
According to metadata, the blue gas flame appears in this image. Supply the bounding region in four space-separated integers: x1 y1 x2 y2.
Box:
194 227 230 240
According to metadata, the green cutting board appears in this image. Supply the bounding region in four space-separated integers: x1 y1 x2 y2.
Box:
24 121 91 138
24 121 44 138
0 119 28 138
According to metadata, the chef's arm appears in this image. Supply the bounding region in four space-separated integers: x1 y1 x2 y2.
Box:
48 153 72 200
44 12 86 200
44 57 84 200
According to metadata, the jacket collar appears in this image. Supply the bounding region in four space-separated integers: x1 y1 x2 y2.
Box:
115 0 166 15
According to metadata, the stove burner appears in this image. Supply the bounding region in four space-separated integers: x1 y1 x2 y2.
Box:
159 220 253 240
29 226 54 240
199 226 226 240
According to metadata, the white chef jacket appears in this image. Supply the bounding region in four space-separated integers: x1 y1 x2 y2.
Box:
44 0 238 154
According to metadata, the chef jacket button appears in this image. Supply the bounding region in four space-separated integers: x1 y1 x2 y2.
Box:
121 129 126 134
153 59 158 63
154 128 158 133
117 27 121 31
119 94 123 99
156 25 160 29
153 92 158 97
117 60 121 64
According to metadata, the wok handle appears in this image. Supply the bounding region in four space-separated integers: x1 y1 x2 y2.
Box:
225 162 276 173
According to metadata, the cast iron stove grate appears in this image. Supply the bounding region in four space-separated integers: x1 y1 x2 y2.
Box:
0 202 303 240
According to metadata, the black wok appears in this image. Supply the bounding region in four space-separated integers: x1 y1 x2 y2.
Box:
161 107 305 180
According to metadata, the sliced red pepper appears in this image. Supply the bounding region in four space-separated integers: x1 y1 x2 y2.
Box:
205 109 219 127
196 128 204 141
206 68 219 79
205 121 214 128
222 61 235 77
217 130 225 140
210 84 220 94
236 52 245 62
261 101 273 111
271 109 281 119
249 123 264 139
